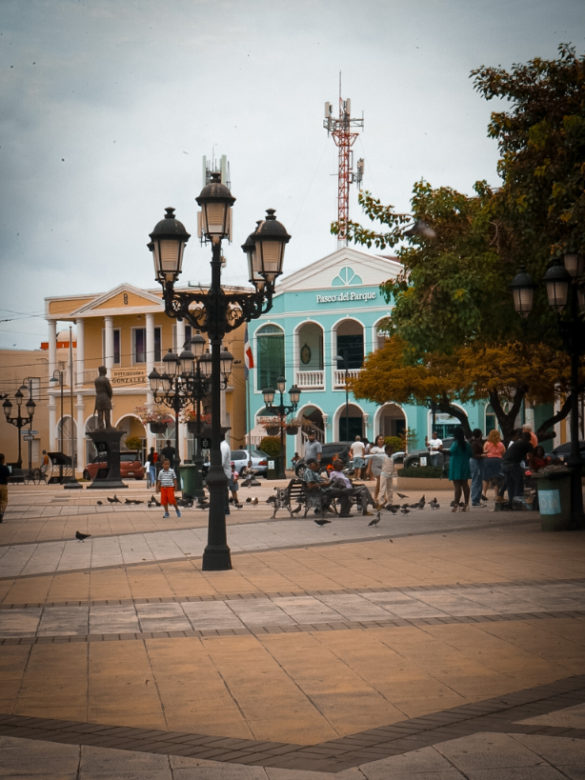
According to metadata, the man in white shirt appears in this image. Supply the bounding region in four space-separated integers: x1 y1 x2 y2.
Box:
349 435 366 479
425 431 443 468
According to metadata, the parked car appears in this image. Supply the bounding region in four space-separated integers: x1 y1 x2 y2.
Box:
403 437 454 471
320 441 353 469
551 441 585 463
83 451 145 480
203 447 270 477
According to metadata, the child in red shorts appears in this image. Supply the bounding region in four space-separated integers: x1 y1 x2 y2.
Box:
156 459 181 518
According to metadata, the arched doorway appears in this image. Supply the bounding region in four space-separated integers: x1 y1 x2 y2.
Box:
377 403 406 438
337 403 363 440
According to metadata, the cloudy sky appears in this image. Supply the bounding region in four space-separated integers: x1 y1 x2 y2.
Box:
1 0 584 350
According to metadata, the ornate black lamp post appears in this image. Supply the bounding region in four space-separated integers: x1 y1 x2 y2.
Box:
148 173 290 570
510 252 585 528
3 385 35 469
262 378 301 478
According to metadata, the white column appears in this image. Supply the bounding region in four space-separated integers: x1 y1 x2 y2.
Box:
75 318 85 386
104 316 114 372
176 320 185 351
48 394 57 451
48 320 57 377
146 313 155 374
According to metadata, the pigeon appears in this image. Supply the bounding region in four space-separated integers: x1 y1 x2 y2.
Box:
396 492 409 499
150 495 161 507
251 497 258 505
96 500 103 506
417 495 426 509
124 498 133 504
368 511 381 526
106 496 117 504
314 517 331 526
246 497 252 503
291 504 302 514
113 494 121 503
401 505 410 514
266 496 276 504
75 530 91 541
386 504 399 513
430 497 440 510
132 499 144 505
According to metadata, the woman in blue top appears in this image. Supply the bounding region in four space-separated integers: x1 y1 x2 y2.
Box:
448 426 472 512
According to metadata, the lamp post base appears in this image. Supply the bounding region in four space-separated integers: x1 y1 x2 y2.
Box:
202 545 232 571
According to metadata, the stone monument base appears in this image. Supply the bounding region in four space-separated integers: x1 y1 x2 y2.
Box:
86 429 128 490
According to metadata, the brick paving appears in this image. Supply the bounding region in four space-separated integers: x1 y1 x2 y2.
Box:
0 479 584 778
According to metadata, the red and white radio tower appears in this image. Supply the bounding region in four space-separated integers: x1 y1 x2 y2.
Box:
324 82 364 247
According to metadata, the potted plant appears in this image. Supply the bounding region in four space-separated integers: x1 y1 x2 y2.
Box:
135 406 173 434
258 416 281 436
180 409 212 434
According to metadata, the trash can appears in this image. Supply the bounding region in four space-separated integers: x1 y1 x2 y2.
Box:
266 457 280 479
180 462 203 499
533 468 572 531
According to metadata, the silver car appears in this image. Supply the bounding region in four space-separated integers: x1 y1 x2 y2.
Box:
203 447 269 477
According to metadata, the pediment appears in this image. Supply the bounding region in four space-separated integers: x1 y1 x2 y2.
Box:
276 247 401 293
72 284 163 316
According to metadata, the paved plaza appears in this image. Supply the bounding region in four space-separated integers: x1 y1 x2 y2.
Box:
0 477 584 778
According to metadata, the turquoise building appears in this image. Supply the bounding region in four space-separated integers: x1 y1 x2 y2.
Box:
247 246 492 454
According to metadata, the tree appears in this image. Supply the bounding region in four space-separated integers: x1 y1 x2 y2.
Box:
336 45 585 442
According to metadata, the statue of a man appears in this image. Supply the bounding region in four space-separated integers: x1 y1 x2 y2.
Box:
94 366 113 430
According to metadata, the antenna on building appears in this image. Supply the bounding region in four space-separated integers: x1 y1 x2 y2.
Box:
199 153 232 240
202 153 231 188
323 75 364 248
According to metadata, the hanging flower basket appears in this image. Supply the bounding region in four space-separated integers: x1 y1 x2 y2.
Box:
286 425 299 435
187 421 199 434
265 425 280 436
149 421 167 434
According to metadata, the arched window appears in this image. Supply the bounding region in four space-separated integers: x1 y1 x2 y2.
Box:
257 325 284 390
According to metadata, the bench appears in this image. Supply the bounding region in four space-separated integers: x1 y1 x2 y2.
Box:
270 478 336 520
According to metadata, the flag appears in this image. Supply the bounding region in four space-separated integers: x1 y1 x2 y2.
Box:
244 326 254 377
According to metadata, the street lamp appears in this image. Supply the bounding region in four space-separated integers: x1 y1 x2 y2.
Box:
336 352 350 439
50 369 65 483
148 337 233 497
148 173 290 570
510 253 585 528
3 384 35 469
262 377 301 478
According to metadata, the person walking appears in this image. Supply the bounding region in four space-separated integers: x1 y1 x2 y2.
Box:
377 444 396 508
146 447 158 488
497 430 533 506
448 426 472 512
469 428 485 507
482 429 505 498
349 435 366 479
303 429 322 466
156 459 181 518
0 454 10 523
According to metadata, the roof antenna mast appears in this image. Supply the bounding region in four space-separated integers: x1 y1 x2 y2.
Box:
323 74 364 248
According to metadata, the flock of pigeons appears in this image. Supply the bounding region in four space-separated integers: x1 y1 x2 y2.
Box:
76 490 441 540
313 493 441 527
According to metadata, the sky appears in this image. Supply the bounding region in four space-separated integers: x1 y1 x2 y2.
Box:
1 0 584 350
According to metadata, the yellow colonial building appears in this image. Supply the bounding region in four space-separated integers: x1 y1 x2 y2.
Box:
44 283 247 476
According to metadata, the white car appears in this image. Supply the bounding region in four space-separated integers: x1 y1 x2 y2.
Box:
203 448 269 477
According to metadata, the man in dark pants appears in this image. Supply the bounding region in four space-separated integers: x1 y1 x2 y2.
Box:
498 431 533 505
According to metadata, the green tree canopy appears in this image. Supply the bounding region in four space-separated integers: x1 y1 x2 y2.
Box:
336 44 585 441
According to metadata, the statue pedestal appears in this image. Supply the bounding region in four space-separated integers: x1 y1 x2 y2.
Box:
86 429 127 490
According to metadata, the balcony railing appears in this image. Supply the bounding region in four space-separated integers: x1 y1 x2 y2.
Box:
334 368 361 387
296 370 324 389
